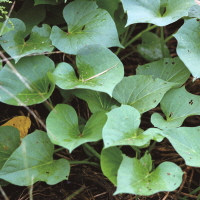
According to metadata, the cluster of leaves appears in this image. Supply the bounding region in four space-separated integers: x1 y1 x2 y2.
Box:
0 0 200 197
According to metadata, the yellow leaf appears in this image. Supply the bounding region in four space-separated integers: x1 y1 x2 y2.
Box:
1 116 31 138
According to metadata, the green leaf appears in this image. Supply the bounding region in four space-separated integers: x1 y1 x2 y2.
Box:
136 57 190 88
151 87 200 129
0 130 70 186
53 45 124 96
72 89 120 113
0 21 14 36
102 105 140 148
162 127 200 167
102 105 164 148
112 75 174 113
46 104 107 153
115 153 183 195
0 56 55 106
0 126 20 169
0 18 53 63
188 5 200 19
137 32 170 62
96 0 119 18
101 147 123 185
121 0 195 26
50 0 122 55
15 0 46 36
174 18 200 79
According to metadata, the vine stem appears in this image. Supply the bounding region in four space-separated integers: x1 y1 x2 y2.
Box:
160 26 167 57
69 160 100 167
82 143 100 160
123 24 157 48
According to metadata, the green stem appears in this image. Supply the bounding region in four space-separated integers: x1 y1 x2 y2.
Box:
82 143 100 160
148 141 157 153
124 24 157 48
69 160 100 167
82 144 94 158
43 99 54 112
116 24 137 55
164 34 175 43
54 147 65 153
64 186 85 200
160 26 166 57
131 146 141 159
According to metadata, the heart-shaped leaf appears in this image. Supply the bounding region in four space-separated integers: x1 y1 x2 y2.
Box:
162 127 200 167
121 0 195 26
136 57 190 88
0 55 55 106
0 126 20 169
137 32 170 62
102 105 141 148
174 18 200 79
0 18 53 63
102 105 164 148
50 0 122 55
112 75 174 113
0 130 70 186
151 87 200 129
53 45 124 96
72 89 120 113
46 104 107 153
101 147 123 185
115 153 183 195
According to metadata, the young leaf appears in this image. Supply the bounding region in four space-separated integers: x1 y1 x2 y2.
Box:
115 153 183 195
121 0 195 26
136 57 190 88
53 45 124 97
50 0 122 55
46 104 107 153
101 147 123 185
72 89 120 113
0 18 53 63
162 127 200 167
151 87 200 129
137 32 170 62
0 130 70 186
0 56 55 106
0 126 20 169
174 18 200 79
112 75 174 113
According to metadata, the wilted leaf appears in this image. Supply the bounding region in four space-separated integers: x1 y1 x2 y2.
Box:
1 116 31 138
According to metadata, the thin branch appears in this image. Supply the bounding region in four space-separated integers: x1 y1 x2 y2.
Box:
83 63 119 82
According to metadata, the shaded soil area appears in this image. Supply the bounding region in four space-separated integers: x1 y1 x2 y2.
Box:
1 20 200 200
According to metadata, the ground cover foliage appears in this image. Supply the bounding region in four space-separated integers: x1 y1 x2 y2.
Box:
0 0 200 199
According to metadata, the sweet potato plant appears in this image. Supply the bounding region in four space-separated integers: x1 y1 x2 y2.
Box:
0 0 200 198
